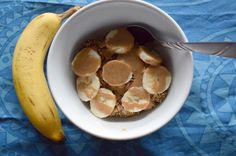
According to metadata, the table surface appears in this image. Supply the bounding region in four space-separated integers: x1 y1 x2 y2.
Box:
1 0 236 155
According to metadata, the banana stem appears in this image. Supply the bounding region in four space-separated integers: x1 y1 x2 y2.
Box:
58 5 81 20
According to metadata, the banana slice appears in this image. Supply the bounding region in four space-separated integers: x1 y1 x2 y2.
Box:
76 74 100 102
137 46 162 66
72 48 101 77
90 88 116 118
143 66 171 94
102 60 133 87
117 47 144 87
105 28 134 54
121 87 150 113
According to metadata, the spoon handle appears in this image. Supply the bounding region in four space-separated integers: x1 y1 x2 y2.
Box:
159 42 236 58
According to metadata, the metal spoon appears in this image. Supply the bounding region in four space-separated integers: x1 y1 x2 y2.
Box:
127 25 236 58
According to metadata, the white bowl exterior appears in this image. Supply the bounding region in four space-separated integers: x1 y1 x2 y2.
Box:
47 0 193 140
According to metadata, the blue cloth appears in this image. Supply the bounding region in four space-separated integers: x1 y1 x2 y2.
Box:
0 0 236 155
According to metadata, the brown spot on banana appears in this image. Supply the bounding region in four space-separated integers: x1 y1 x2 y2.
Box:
41 113 47 121
49 106 55 118
18 82 22 90
28 97 35 106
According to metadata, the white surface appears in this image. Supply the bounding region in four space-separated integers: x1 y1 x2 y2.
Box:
47 0 193 140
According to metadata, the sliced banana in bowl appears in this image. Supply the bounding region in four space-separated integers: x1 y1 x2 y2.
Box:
143 66 171 94
137 46 162 66
76 74 100 102
72 48 101 77
105 28 134 54
121 87 150 113
102 60 133 87
90 88 116 118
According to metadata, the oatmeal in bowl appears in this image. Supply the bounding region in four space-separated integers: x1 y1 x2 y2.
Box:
71 27 171 118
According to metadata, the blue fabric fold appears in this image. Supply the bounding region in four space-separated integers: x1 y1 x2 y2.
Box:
0 0 236 155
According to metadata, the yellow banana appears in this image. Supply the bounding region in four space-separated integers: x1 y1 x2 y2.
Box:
12 6 80 142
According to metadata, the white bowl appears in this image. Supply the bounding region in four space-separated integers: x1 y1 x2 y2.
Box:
47 0 193 140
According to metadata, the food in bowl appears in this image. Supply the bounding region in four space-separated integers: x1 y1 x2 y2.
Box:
71 27 171 118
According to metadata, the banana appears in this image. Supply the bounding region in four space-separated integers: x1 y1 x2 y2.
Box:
76 74 100 102
102 60 133 87
105 28 134 54
72 48 101 77
137 46 162 66
142 66 171 94
121 87 150 113
90 88 116 118
12 6 80 141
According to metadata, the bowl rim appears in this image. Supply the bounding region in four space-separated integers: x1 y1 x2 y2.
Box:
47 0 193 140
